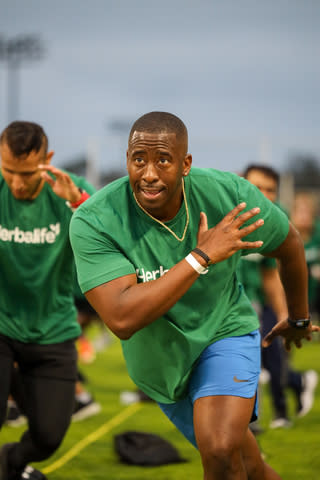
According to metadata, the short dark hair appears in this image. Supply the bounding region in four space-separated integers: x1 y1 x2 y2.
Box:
129 112 188 150
0 121 48 157
243 163 279 186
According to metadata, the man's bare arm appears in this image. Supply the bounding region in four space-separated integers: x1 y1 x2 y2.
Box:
262 267 288 323
263 223 320 350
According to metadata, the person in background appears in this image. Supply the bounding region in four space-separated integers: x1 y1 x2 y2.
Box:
0 121 96 480
291 192 320 321
74 278 112 365
72 280 107 421
6 371 101 426
240 165 318 428
70 111 319 479
6 362 102 426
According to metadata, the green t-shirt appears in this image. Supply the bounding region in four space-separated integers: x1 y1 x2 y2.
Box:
304 223 320 309
0 170 95 344
70 167 289 403
238 254 276 307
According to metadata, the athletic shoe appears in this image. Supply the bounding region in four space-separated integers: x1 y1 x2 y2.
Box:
269 417 292 429
120 389 154 405
259 368 271 385
20 465 47 479
249 421 264 436
72 397 101 422
297 369 319 417
0 444 47 480
5 401 27 427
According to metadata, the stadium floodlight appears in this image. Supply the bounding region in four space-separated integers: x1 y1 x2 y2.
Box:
0 34 44 122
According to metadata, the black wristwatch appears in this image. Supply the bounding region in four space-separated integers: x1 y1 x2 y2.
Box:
287 318 311 329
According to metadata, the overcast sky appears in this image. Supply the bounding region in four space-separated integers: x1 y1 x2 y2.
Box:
0 0 319 178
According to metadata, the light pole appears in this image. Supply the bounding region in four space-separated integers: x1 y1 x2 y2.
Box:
0 34 44 122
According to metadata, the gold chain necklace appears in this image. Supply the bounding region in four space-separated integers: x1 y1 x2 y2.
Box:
133 179 189 242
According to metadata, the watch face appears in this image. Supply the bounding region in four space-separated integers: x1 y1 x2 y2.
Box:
289 318 310 329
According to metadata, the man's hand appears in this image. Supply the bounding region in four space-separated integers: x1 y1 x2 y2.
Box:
262 319 320 351
38 164 81 203
196 203 264 264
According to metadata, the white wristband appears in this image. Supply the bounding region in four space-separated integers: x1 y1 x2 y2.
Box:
185 253 209 275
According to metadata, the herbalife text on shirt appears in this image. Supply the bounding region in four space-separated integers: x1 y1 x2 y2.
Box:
0 223 60 244
136 265 169 282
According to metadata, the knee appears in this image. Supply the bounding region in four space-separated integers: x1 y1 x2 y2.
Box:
31 425 65 458
201 437 242 472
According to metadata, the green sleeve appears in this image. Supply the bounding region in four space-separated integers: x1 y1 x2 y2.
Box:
235 175 289 256
70 206 135 294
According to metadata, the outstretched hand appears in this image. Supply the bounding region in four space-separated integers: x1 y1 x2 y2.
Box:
262 319 320 351
196 202 264 264
38 165 81 203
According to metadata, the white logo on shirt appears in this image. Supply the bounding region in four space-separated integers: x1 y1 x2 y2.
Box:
0 223 61 244
242 253 262 263
136 265 169 282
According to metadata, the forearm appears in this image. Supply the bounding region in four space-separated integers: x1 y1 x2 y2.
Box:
274 225 309 320
278 255 309 320
262 268 288 322
261 224 320 350
86 255 204 339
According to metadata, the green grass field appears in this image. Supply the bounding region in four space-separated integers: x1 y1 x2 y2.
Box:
2 331 320 479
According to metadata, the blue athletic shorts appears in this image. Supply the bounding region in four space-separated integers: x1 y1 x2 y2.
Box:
158 329 261 448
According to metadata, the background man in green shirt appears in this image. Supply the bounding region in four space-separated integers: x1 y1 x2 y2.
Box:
240 165 318 429
70 111 319 480
0 121 95 480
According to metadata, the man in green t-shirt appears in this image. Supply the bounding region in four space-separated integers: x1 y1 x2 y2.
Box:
240 165 318 429
70 111 318 480
0 121 95 480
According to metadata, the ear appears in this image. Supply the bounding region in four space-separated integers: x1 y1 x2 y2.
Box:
182 153 192 176
45 150 54 165
126 149 129 171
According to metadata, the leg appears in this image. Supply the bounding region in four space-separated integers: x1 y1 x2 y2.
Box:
159 331 282 479
194 395 250 479
261 307 289 423
242 428 282 480
287 365 302 399
194 395 281 479
0 335 15 428
10 376 76 465
73 377 101 422
262 307 303 408
6 340 77 477
160 394 281 480
285 354 306 415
